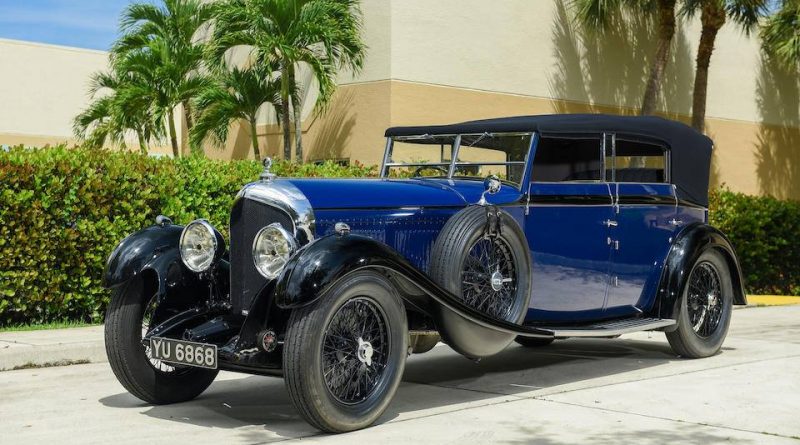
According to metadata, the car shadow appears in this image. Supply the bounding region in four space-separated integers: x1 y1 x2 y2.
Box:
99 336 682 439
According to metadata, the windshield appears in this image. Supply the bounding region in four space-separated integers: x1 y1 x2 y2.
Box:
381 132 532 186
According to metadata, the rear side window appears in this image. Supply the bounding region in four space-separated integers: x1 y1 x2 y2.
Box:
531 136 602 182
614 139 667 183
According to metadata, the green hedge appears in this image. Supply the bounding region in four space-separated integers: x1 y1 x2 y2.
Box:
0 146 375 326
1 146 798 326
709 188 800 296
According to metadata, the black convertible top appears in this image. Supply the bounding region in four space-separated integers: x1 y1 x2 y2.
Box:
385 114 713 207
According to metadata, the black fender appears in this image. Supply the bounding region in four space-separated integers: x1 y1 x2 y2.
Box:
103 224 228 300
653 223 747 328
274 233 552 358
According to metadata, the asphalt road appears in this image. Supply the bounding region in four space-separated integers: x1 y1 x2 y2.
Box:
2 305 799 444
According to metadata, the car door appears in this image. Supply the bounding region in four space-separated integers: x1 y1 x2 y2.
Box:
605 134 678 317
525 134 613 322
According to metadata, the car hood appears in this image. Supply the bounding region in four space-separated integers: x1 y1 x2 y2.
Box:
282 178 521 209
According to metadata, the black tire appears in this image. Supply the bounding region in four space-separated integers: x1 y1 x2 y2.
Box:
283 271 408 433
515 336 555 348
666 250 733 358
104 276 218 404
430 206 532 323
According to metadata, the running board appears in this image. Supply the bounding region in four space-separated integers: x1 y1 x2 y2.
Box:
537 317 676 338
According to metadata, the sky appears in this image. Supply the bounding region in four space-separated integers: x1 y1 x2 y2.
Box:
0 0 133 51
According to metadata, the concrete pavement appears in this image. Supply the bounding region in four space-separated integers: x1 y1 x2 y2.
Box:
1 305 799 444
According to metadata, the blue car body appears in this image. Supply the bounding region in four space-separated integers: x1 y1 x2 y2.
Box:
105 114 747 371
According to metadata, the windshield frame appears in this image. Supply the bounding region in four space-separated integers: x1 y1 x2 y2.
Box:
380 132 535 190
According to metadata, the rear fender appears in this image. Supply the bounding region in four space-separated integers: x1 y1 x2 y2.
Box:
653 223 747 329
274 233 551 358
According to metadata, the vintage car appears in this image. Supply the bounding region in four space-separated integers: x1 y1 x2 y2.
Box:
103 114 745 432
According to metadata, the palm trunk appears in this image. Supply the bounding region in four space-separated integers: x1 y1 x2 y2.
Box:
183 101 194 131
249 117 262 161
290 67 303 162
691 3 726 133
640 0 677 116
167 109 179 158
281 65 292 161
136 129 148 155
183 100 202 156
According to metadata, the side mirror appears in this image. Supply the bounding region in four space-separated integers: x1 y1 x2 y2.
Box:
478 175 502 205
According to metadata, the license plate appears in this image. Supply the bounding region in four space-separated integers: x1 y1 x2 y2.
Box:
150 337 218 369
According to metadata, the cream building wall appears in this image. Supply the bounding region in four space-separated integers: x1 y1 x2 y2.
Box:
0 38 110 147
278 0 800 199
0 1 797 199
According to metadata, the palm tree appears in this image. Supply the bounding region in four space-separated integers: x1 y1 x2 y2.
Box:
190 64 283 161
761 0 800 69
210 0 366 161
114 0 214 155
571 0 678 116
73 70 163 153
681 0 767 132
113 40 209 157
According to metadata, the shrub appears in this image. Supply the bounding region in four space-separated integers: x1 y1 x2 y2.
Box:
1 146 797 326
0 146 376 325
709 188 800 296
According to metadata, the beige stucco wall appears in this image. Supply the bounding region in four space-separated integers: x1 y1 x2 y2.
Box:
0 0 797 200
0 39 109 147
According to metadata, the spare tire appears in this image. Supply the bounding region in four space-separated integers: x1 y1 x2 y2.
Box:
429 206 532 358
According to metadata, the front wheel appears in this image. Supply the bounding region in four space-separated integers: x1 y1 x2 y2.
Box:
666 250 733 358
283 271 408 433
104 276 218 404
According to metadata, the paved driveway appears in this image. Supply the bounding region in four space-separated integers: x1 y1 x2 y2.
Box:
2 305 799 444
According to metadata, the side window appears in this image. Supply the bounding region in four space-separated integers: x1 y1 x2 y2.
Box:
614 138 667 183
531 136 602 182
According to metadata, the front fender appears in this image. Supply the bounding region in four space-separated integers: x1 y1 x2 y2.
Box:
654 223 747 325
104 224 190 296
274 234 552 344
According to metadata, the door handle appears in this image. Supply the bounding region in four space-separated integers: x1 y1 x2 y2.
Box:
669 218 683 226
604 219 618 227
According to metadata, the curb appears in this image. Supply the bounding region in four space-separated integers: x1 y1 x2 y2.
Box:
746 295 800 307
0 326 106 371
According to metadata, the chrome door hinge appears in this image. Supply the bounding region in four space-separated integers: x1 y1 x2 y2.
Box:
607 237 619 250
612 276 619 287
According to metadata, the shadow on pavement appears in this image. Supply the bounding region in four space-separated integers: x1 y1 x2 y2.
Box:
99 336 685 439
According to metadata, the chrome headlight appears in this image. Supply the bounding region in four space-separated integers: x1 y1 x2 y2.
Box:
252 223 298 279
179 220 220 273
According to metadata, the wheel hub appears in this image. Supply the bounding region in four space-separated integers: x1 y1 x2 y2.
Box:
490 271 504 291
707 292 718 307
356 337 374 366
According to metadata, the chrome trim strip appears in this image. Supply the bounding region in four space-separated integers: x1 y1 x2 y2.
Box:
236 180 315 244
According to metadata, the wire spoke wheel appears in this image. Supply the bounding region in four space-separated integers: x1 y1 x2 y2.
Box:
460 235 518 321
141 295 181 374
322 297 390 405
686 262 724 338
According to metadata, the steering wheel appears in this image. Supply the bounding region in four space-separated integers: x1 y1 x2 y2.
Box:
412 165 448 177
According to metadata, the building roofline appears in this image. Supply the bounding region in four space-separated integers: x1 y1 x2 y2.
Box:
0 37 108 56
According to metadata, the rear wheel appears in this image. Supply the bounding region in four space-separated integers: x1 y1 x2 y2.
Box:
666 250 733 358
283 271 408 433
104 276 217 404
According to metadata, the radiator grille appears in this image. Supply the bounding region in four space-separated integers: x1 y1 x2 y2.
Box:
229 199 293 313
